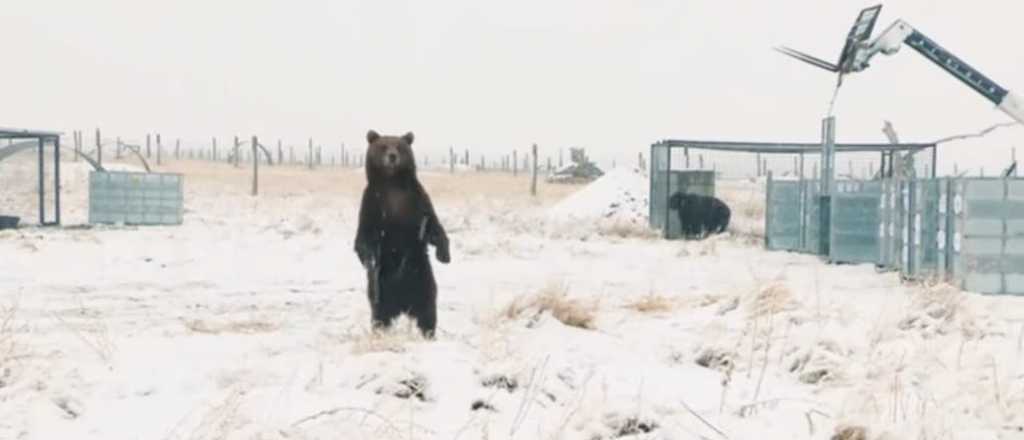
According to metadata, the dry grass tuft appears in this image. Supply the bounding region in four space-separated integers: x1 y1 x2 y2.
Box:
746 282 794 318
499 282 598 330
183 317 279 335
898 282 974 338
596 220 660 239
52 307 117 363
337 317 428 355
624 293 675 314
830 424 868 440
1 298 24 368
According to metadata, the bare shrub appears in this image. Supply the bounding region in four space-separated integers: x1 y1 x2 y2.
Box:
51 309 116 363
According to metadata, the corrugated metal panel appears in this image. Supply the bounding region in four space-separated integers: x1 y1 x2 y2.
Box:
802 180 821 254
765 177 803 251
950 178 1024 295
829 180 883 264
650 144 670 234
878 179 897 268
907 179 944 280
88 171 184 226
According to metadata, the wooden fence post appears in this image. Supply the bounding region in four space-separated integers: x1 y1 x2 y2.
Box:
156 133 162 165
73 131 80 162
308 138 313 170
1013 147 1018 177
95 128 103 168
175 139 180 160
252 136 259 195
233 135 240 167
531 144 538 196
449 147 455 174
146 133 152 158
212 137 217 162
513 150 518 176
116 136 122 159
278 140 283 165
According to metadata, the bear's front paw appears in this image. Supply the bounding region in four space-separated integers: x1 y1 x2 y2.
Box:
436 245 451 264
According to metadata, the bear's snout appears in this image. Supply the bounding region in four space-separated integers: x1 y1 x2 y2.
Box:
386 152 399 165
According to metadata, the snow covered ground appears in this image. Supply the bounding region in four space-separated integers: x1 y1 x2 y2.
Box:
2 153 1024 440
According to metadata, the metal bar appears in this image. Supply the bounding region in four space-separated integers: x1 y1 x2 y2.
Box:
54 136 61 225
821 117 836 196
1003 177 1009 294
649 143 655 230
252 135 259 196
665 143 672 238
38 137 45 225
765 171 773 249
658 139 935 154
932 146 938 178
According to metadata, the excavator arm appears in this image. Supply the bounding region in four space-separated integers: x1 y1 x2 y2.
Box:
854 19 1024 125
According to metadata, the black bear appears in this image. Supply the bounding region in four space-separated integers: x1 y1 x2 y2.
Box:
668 192 731 239
354 130 450 338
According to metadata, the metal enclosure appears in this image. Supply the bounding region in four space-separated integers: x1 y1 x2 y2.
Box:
665 170 716 239
89 171 184 225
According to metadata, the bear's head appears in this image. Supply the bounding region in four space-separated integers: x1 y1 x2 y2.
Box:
668 192 686 211
365 130 417 181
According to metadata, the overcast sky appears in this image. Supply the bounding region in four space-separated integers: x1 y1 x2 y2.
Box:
3 0 1023 174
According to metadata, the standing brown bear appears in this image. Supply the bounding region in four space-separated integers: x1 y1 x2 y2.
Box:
354 130 451 338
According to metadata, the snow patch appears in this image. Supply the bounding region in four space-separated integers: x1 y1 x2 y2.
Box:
545 167 648 226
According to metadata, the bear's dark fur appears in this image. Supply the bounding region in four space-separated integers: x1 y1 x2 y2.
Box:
668 192 731 239
354 130 450 338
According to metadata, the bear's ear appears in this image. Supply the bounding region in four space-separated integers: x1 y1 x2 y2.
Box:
401 132 414 145
367 130 380 144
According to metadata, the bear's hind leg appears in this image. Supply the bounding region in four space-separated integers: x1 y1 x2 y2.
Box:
414 301 437 339
370 299 400 332
408 278 438 339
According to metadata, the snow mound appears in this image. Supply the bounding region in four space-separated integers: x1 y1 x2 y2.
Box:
546 167 648 225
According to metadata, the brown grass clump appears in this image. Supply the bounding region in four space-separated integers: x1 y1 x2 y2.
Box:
499 282 598 330
334 316 429 355
746 282 794 318
624 293 675 314
831 424 868 440
183 317 279 335
596 220 660 239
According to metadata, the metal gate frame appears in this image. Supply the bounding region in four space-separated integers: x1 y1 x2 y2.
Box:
765 174 804 251
828 180 883 264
